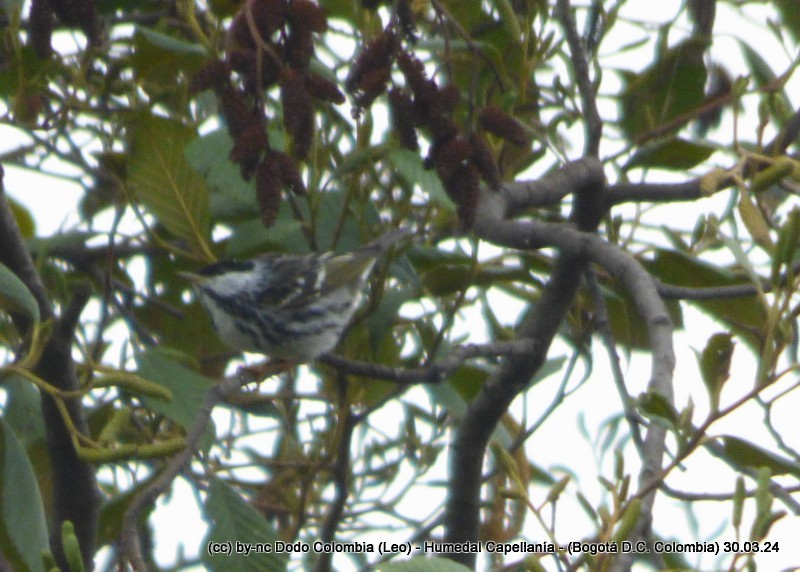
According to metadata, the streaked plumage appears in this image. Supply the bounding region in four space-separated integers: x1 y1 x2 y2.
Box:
181 228 409 360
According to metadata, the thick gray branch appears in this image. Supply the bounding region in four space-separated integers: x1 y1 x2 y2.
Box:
444 158 675 570
0 166 99 569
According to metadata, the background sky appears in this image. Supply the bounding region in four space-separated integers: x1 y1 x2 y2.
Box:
2 0 799 570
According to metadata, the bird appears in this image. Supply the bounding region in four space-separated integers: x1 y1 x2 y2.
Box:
179 228 410 361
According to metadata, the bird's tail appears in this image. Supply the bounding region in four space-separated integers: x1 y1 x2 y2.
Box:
323 228 412 287
361 227 413 254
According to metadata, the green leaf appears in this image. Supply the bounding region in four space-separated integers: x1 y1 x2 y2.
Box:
377 556 472 572
772 207 800 284
626 138 716 171
127 113 213 259
647 249 767 350
96 478 157 549
202 478 287 572
367 287 415 353
0 46 51 98
737 40 791 126
447 364 491 402
406 245 473 273
602 282 683 351
135 347 214 432
732 476 745 528
721 436 800 477
737 40 778 89
25 231 95 254
2 374 45 447
129 27 206 110
135 27 207 56
389 148 455 211
7 195 35 238
0 261 40 323
619 38 708 140
0 417 48 572
697 332 734 412
736 194 773 249
312 190 382 253
184 127 286 221
775 0 800 44
421 265 472 296
637 391 678 428
185 129 256 214
134 257 229 368
224 216 308 259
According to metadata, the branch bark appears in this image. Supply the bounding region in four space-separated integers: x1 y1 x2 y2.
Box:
120 369 258 569
443 158 676 571
0 165 99 569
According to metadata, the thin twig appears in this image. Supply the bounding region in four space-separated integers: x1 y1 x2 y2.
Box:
313 407 357 572
556 0 603 157
321 340 537 384
120 364 289 569
585 269 645 450
429 0 506 89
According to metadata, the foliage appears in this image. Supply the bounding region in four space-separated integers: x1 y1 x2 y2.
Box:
0 0 799 571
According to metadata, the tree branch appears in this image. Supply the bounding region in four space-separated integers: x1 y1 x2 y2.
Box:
605 102 800 208
0 165 99 569
119 367 261 570
320 340 537 384
314 405 356 572
585 269 644 450
443 159 605 566
500 157 602 215
444 158 676 570
556 0 603 157
604 179 703 207
443 253 588 565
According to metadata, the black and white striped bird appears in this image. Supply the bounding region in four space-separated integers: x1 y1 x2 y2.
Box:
180 228 409 360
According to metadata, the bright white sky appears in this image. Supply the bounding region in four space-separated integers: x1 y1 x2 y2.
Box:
2 1 800 571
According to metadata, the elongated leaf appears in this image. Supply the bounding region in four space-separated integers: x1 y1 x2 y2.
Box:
389 148 455 211
135 348 214 432
697 333 733 411
737 39 792 126
626 138 716 171
775 0 800 43
602 282 683 351
0 418 48 572
737 194 773 249
202 478 287 572
136 27 207 56
0 261 39 323
185 128 258 218
7 196 35 238
127 114 212 259
2 374 45 447
738 40 778 89
619 38 708 140
638 390 678 428
647 250 767 350
223 216 307 258
721 436 800 478
96 479 154 548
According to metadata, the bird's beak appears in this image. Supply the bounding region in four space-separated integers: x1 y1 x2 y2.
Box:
177 270 203 283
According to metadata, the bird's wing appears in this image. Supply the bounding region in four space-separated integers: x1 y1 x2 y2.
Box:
321 252 377 293
254 229 410 308
319 229 411 292
255 253 328 308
